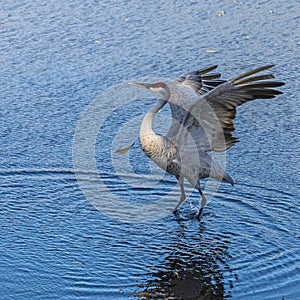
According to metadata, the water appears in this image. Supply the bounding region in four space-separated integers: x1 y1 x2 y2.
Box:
1 0 299 299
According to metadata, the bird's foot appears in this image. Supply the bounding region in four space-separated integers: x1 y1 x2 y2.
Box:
196 207 204 220
173 209 190 222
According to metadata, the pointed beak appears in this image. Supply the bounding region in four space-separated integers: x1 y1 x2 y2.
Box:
128 82 152 89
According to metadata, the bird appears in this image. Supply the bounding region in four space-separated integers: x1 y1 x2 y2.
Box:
117 65 284 219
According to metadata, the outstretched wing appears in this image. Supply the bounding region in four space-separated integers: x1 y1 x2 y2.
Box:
176 65 285 152
166 65 226 138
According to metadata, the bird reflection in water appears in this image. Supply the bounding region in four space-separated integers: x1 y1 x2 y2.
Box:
134 222 237 299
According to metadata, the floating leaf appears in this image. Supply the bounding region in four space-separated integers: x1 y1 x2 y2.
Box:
207 49 218 53
115 140 136 154
71 259 85 264
217 11 226 16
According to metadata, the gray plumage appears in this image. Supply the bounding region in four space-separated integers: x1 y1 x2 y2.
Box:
127 65 284 218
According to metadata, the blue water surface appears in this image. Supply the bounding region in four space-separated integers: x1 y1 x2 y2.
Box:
0 1 299 299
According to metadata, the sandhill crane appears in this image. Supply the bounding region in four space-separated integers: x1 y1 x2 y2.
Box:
118 65 284 219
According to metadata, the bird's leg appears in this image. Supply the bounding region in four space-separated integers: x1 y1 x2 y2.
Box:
196 183 207 220
173 176 186 212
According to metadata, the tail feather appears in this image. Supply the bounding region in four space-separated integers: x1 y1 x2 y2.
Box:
223 172 234 186
209 159 234 186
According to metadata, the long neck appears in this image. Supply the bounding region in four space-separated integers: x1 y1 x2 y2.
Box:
140 99 166 137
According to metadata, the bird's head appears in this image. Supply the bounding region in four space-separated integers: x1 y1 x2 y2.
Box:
129 82 170 100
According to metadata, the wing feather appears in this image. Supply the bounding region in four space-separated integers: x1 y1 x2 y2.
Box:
177 65 285 152
174 65 226 95
167 65 226 138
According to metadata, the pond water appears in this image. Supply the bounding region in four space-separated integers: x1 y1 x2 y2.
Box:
0 1 299 299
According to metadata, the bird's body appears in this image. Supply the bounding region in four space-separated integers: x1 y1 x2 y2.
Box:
140 127 230 184
122 65 284 218
140 134 177 173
